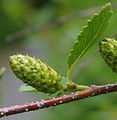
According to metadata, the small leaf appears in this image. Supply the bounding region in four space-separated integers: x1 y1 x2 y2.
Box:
0 67 6 80
19 84 38 92
67 3 112 78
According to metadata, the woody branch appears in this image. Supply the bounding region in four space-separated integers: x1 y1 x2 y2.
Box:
0 83 117 118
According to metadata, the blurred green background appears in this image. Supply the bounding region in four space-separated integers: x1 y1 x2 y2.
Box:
0 0 117 120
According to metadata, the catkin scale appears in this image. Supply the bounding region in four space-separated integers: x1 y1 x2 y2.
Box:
9 54 63 93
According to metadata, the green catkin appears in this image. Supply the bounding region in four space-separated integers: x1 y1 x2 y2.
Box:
9 54 63 93
99 38 117 73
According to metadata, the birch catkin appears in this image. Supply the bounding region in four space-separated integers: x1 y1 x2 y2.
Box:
9 54 63 93
99 38 117 72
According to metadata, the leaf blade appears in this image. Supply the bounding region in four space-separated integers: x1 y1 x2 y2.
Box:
68 3 112 73
19 84 39 92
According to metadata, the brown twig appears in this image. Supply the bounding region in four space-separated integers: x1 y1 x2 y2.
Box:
0 83 117 118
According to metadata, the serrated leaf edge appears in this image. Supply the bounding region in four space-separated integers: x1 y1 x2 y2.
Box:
67 3 112 80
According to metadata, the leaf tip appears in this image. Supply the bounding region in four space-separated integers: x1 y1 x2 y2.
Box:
104 3 111 9
105 3 113 17
106 2 111 6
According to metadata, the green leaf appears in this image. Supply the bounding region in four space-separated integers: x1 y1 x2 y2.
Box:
67 3 112 79
19 84 39 92
0 67 6 80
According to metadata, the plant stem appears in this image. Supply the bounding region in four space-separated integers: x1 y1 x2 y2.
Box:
66 81 90 91
0 83 117 118
67 68 72 82
67 68 89 91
